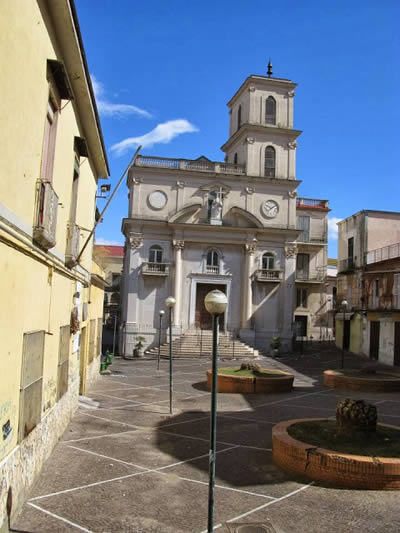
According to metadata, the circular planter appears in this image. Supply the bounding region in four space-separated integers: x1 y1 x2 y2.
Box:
324 370 400 392
273 418 400 490
206 369 294 393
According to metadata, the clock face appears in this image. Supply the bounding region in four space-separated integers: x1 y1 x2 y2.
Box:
262 200 279 219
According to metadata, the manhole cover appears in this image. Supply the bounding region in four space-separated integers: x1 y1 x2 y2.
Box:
228 524 276 533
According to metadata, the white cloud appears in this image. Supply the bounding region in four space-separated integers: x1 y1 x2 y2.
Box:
95 237 123 246
91 75 152 119
110 119 199 156
328 217 342 240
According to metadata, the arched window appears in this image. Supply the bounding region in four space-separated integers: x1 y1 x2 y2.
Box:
264 146 275 177
262 252 275 270
149 245 163 264
206 250 219 273
233 153 238 165
237 105 242 130
265 96 276 125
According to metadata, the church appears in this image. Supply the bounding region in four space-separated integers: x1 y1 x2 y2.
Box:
120 66 329 356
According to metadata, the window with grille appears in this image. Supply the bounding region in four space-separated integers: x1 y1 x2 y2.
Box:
149 245 163 264
265 96 276 125
262 253 275 270
296 288 308 308
264 146 275 177
19 331 45 442
57 325 70 401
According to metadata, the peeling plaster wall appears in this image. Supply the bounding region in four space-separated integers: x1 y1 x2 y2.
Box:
0 378 79 529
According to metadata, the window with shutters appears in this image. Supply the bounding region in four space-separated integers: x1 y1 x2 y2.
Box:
265 96 276 125
41 98 59 183
19 331 45 442
297 216 310 242
296 288 308 308
264 146 275 177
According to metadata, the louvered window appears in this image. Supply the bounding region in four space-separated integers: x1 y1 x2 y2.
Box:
265 96 276 125
264 146 276 177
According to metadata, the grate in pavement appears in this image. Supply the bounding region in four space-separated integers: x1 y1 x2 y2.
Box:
226 522 277 533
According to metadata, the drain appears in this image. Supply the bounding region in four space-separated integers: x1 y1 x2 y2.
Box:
228 524 276 533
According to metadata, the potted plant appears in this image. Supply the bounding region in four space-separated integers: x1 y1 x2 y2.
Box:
270 336 281 357
134 336 146 358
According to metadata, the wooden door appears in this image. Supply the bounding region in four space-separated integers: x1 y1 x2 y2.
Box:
79 326 88 394
394 322 400 366
195 284 225 329
294 315 307 337
369 321 380 360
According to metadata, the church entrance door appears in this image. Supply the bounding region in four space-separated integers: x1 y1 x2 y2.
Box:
195 283 226 330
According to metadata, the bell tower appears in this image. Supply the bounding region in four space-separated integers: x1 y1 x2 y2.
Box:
221 62 302 179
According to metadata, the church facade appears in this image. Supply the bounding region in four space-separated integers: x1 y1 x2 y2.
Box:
120 71 329 356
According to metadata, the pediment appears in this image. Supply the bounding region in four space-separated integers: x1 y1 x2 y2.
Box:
168 203 202 224
227 206 263 228
200 181 232 192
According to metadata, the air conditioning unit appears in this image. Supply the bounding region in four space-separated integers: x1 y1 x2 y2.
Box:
65 223 80 267
33 181 59 250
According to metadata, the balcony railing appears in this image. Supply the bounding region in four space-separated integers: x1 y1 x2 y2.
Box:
296 197 329 210
135 155 246 175
339 257 355 272
206 266 219 274
296 269 326 282
142 262 170 276
365 242 400 265
297 231 327 243
255 269 283 282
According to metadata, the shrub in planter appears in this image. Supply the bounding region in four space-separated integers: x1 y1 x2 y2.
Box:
270 336 281 357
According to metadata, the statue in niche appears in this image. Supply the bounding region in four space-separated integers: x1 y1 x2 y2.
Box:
209 189 223 225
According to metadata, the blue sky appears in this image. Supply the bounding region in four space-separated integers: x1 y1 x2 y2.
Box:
75 0 400 257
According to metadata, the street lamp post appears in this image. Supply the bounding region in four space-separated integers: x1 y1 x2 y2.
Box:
204 289 228 533
165 297 176 414
157 310 165 371
341 299 348 369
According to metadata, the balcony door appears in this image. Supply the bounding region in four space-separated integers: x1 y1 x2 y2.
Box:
296 253 309 280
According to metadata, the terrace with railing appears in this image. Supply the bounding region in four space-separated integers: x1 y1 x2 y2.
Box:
296 197 329 210
365 242 400 265
135 155 246 175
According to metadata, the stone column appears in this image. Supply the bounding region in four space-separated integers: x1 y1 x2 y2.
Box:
173 240 184 326
241 242 257 328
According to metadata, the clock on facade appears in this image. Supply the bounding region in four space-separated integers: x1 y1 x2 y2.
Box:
262 199 279 218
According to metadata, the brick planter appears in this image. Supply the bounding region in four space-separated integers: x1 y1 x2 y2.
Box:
324 370 400 392
273 418 400 490
206 369 294 393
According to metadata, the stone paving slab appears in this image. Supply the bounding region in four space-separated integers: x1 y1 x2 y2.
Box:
13 348 400 532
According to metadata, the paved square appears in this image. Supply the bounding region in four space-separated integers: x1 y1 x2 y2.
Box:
14 347 400 532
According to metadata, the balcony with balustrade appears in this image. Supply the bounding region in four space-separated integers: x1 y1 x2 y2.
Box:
365 242 400 266
296 197 329 211
255 269 283 282
338 257 355 273
142 262 170 276
296 268 326 283
135 155 246 176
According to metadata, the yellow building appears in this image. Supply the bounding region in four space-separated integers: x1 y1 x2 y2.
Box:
0 0 109 526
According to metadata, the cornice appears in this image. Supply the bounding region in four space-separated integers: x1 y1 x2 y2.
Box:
221 123 302 152
226 75 297 108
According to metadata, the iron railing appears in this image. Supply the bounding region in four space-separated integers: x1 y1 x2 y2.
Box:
365 242 400 265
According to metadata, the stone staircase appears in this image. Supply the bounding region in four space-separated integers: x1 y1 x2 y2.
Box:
145 329 260 359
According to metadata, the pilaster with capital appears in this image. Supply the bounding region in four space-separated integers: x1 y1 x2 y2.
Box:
124 233 143 326
173 240 185 325
282 243 297 338
241 242 257 328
